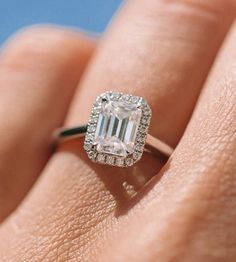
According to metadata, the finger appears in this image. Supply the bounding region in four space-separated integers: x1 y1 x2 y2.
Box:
1 0 235 261
64 0 236 180
0 26 94 221
70 0 235 146
100 23 236 262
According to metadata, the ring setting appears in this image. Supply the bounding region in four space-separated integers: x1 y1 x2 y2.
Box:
54 91 174 168
84 92 152 167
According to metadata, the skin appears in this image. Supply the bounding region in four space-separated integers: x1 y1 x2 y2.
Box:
0 0 236 261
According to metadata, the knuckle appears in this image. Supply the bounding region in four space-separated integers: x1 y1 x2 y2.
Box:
2 26 61 65
0 25 88 70
133 0 235 50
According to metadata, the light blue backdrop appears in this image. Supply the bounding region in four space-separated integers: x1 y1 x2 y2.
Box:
0 0 123 44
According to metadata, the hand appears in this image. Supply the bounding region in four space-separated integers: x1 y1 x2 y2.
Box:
0 1 236 261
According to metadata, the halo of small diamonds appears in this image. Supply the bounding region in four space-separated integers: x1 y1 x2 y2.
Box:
84 91 152 167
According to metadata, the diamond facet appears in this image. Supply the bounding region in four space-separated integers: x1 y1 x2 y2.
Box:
94 99 142 157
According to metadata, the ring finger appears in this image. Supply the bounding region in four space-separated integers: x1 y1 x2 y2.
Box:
1 0 235 261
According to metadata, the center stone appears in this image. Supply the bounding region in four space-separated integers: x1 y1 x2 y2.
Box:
94 100 142 157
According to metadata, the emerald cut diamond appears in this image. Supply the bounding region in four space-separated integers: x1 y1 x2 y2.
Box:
84 92 151 167
94 100 142 157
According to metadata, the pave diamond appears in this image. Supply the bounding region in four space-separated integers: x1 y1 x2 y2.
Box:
84 92 152 167
97 153 106 163
94 99 142 157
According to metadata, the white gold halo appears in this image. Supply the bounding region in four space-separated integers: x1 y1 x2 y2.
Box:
83 91 152 167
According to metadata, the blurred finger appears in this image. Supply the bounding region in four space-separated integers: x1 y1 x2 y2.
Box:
0 26 94 221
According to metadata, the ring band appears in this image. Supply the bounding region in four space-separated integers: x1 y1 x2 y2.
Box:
55 125 173 156
54 92 174 167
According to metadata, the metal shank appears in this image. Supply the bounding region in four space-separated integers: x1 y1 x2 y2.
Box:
54 124 174 157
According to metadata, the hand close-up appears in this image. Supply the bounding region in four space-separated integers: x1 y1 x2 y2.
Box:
0 0 236 261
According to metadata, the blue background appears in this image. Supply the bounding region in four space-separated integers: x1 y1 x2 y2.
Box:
0 0 123 44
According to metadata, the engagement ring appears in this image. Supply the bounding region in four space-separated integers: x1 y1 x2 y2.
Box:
54 92 174 167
